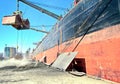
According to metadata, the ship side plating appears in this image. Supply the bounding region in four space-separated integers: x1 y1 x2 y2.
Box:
33 0 120 83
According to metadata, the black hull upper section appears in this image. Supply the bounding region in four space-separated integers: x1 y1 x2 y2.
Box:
33 0 120 54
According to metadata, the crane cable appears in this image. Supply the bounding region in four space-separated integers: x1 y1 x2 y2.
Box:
16 0 24 53
17 0 19 11
29 1 67 11
72 0 112 52
17 31 19 54
60 0 112 53
16 0 19 54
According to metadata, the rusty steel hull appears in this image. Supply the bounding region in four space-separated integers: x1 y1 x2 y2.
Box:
34 24 120 83
32 0 120 83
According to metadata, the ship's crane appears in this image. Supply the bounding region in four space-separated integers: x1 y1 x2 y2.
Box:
2 0 63 55
2 0 62 32
18 0 62 20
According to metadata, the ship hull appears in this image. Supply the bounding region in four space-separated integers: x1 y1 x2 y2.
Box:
34 24 120 83
32 0 120 83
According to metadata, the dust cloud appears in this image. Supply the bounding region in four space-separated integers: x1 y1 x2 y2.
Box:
0 58 32 68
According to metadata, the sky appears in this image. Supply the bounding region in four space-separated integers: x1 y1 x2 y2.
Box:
0 0 73 53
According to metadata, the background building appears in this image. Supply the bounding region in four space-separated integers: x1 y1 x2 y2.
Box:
0 53 4 60
4 47 16 58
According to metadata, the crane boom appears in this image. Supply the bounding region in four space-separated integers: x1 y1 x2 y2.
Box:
30 28 49 34
19 0 62 20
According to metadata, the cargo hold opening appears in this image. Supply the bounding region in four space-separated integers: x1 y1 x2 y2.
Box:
67 58 86 73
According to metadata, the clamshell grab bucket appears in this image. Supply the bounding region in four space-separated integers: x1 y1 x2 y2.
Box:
2 14 30 30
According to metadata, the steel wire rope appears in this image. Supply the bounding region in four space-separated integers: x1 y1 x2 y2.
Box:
28 1 67 11
16 30 19 54
20 30 23 53
16 0 19 54
72 0 113 52
60 0 112 53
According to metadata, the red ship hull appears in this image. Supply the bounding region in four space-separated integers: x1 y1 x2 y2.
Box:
34 24 120 83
